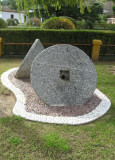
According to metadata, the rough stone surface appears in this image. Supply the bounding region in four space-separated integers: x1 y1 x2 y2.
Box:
9 70 101 117
31 44 97 106
15 39 44 78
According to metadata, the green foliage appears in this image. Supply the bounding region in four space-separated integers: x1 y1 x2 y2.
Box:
76 19 86 30
0 116 23 125
28 6 56 20
56 5 81 18
94 23 115 31
0 29 115 57
0 18 7 28
9 0 17 10
56 2 103 24
1 0 10 6
41 17 76 29
60 16 77 27
16 0 90 15
1 0 17 9
14 18 19 25
109 24 115 31
26 17 41 27
6 18 18 26
100 22 109 30
43 132 69 152
85 20 94 29
98 14 107 23
102 23 109 30
112 5 115 13
9 136 21 145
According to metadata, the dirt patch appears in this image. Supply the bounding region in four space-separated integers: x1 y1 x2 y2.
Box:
109 66 115 75
0 89 16 118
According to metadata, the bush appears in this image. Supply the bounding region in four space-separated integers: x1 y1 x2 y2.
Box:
98 14 107 23
109 24 115 31
76 20 86 30
0 18 7 28
41 17 76 29
101 22 109 30
85 20 94 29
6 18 17 26
94 23 115 31
26 17 41 27
14 18 19 25
60 16 77 27
0 29 115 59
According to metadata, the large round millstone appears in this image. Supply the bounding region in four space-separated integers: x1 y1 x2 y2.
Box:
31 44 97 106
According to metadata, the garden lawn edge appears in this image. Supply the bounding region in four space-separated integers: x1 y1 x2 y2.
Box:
1 68 111 125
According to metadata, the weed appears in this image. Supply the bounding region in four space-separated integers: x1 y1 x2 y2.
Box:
9 136 21 145
43 132 69 153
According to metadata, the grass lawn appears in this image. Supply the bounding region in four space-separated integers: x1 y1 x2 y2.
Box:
0 58 115 160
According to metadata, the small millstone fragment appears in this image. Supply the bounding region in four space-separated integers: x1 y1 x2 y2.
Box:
15 39 44 78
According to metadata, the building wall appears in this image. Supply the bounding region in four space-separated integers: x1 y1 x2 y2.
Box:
107 18 115 24
1 12 24 23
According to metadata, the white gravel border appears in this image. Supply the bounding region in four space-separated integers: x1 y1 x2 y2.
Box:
1 68 111 125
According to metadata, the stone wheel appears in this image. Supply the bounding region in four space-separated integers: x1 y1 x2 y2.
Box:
31 44 97 106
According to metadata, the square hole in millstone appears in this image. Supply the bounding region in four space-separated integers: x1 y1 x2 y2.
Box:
60 70 70 81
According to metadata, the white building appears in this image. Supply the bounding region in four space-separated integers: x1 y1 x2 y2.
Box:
107 18 115 24
0 6 25 23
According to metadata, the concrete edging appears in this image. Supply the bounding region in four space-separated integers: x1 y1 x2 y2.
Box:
1 68 111 125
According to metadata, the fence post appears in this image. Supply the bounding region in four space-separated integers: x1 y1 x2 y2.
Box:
91 39 102 61
0 38 3 57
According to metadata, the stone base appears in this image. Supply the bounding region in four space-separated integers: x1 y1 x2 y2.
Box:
1 68 111 125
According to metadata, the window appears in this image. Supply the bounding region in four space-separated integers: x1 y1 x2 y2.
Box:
11 14 14 19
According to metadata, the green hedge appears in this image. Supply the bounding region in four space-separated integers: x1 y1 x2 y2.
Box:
0 29 115 58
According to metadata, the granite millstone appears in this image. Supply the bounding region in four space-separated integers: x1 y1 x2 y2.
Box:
31 44 97 106
15 39 44 78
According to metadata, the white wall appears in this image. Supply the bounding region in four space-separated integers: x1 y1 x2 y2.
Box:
107 18 115 24
1 11 25 23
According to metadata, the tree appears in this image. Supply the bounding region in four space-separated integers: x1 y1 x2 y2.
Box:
1 0 17 10
56 3 103 23
112 5 115 13
9 0 17 9
1 0 10 6
29 6 56 20
15 0 92 14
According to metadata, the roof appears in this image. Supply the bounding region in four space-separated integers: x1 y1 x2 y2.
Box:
1 5 23 13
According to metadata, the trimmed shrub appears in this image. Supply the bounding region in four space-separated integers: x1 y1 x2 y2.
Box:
6 18 17 26
0 18 7 28
0 29 115 59
26 17 41 27
60 16 77 27
41 17 76 29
